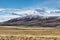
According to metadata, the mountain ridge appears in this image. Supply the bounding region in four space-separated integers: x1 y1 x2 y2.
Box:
0 8 60 27
0 15 60 27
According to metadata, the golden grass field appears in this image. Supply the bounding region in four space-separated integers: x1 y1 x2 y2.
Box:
0 26 60 40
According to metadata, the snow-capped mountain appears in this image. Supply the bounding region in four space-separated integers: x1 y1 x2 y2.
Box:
0 8 60 27
0 8 60 22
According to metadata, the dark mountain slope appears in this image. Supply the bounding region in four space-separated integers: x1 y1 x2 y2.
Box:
1 15 60 27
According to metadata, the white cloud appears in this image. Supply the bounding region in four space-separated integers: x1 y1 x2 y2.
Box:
0 15 20 22
0 8 60 22
0 8 6 11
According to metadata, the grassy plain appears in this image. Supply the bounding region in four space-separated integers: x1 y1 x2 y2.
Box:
0 26 60 40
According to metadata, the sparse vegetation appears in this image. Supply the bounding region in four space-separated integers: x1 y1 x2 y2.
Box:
0 35 59 40
0 26 59 40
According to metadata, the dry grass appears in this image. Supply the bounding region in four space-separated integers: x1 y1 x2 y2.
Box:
0 26 60 40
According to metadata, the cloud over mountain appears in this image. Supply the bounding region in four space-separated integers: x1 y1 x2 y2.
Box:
0 8 60 22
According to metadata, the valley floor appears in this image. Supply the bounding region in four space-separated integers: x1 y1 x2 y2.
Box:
0 26 60 40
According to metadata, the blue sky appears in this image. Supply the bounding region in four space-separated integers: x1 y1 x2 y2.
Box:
0 0 59 9
0 0 60 22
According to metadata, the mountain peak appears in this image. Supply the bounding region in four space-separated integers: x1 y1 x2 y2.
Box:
0 8 60 22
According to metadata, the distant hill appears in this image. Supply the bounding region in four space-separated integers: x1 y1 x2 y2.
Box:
0 15 60 27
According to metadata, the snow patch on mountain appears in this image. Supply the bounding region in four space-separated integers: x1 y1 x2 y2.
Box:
0 8 60 22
